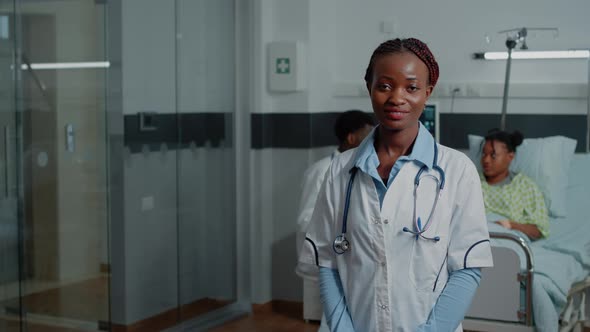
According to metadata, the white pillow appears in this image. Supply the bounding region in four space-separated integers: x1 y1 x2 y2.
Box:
467 135 577 218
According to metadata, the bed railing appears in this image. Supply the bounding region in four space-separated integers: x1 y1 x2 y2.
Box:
489 232 535 326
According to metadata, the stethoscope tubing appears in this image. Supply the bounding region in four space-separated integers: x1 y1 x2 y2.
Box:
334 142 444 254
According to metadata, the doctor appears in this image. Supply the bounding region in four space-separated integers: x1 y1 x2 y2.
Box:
296 110 375 257
296 110 374 331
298 38 493 332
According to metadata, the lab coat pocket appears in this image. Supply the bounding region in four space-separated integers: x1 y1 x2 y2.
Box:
408 174 450 292
408 231 449 292
347 216 378 264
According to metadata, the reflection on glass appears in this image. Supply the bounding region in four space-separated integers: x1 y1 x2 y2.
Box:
0 1 110 331
114 0 238 329
0 2 20 330
0 0 239 330
176 0 237 322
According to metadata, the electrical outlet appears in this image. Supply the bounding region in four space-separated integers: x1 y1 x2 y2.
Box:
141 196 154 211
449 84 464 97
380 21 395 34
466 85 480 97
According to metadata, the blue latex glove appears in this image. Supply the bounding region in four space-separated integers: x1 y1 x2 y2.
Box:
319 267 355 332
417 268 482 332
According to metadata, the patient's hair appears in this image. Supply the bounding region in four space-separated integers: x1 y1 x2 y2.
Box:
364 38 439 87
484 129 524 152
334 110 375 144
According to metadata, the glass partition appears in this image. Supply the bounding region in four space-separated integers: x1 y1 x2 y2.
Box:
176 0 237 321
0 0 110 331
0 1 240 330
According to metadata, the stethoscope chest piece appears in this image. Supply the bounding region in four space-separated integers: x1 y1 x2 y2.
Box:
333 234 350 254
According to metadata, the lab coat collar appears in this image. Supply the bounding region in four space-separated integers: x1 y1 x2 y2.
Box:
331 149 341 161
351 121 435 173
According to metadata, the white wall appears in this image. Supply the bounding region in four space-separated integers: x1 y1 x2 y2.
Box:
122 150 179 323
249 0 310 114
247 0 313 303
307 0 590 114
246 0 590 115
177 1 235 113
121 147 235 323
121 0 175 116
121 0 235 116
177 146 235 304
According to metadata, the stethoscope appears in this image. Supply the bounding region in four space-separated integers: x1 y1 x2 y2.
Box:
333 142 446 255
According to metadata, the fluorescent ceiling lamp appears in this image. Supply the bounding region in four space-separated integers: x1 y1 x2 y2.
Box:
474 50 590 60
20 61 110 70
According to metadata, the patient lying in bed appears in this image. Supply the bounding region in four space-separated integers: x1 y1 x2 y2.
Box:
479 129 549 240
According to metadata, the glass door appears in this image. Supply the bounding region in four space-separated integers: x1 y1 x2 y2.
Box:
0 1 110 331
107 0 241 330
176 0 237 322
0 0 244 330
0 2 22 331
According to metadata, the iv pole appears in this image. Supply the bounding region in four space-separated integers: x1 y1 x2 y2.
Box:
499 28 527 130
496 27 587 151
500 37 518 130
587 55 590 153
498 27 559 130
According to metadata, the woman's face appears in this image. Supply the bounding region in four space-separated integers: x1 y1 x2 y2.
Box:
481 140 514 178
367 52 433 132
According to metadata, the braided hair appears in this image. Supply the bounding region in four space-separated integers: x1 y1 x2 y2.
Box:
364 38 439 87
484 129 524 153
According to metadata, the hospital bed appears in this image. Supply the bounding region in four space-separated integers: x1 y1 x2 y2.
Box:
463 153 590 332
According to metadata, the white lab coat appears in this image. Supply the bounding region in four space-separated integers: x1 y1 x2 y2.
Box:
299 144 493 332
296 151 339 260
296 151 338 332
